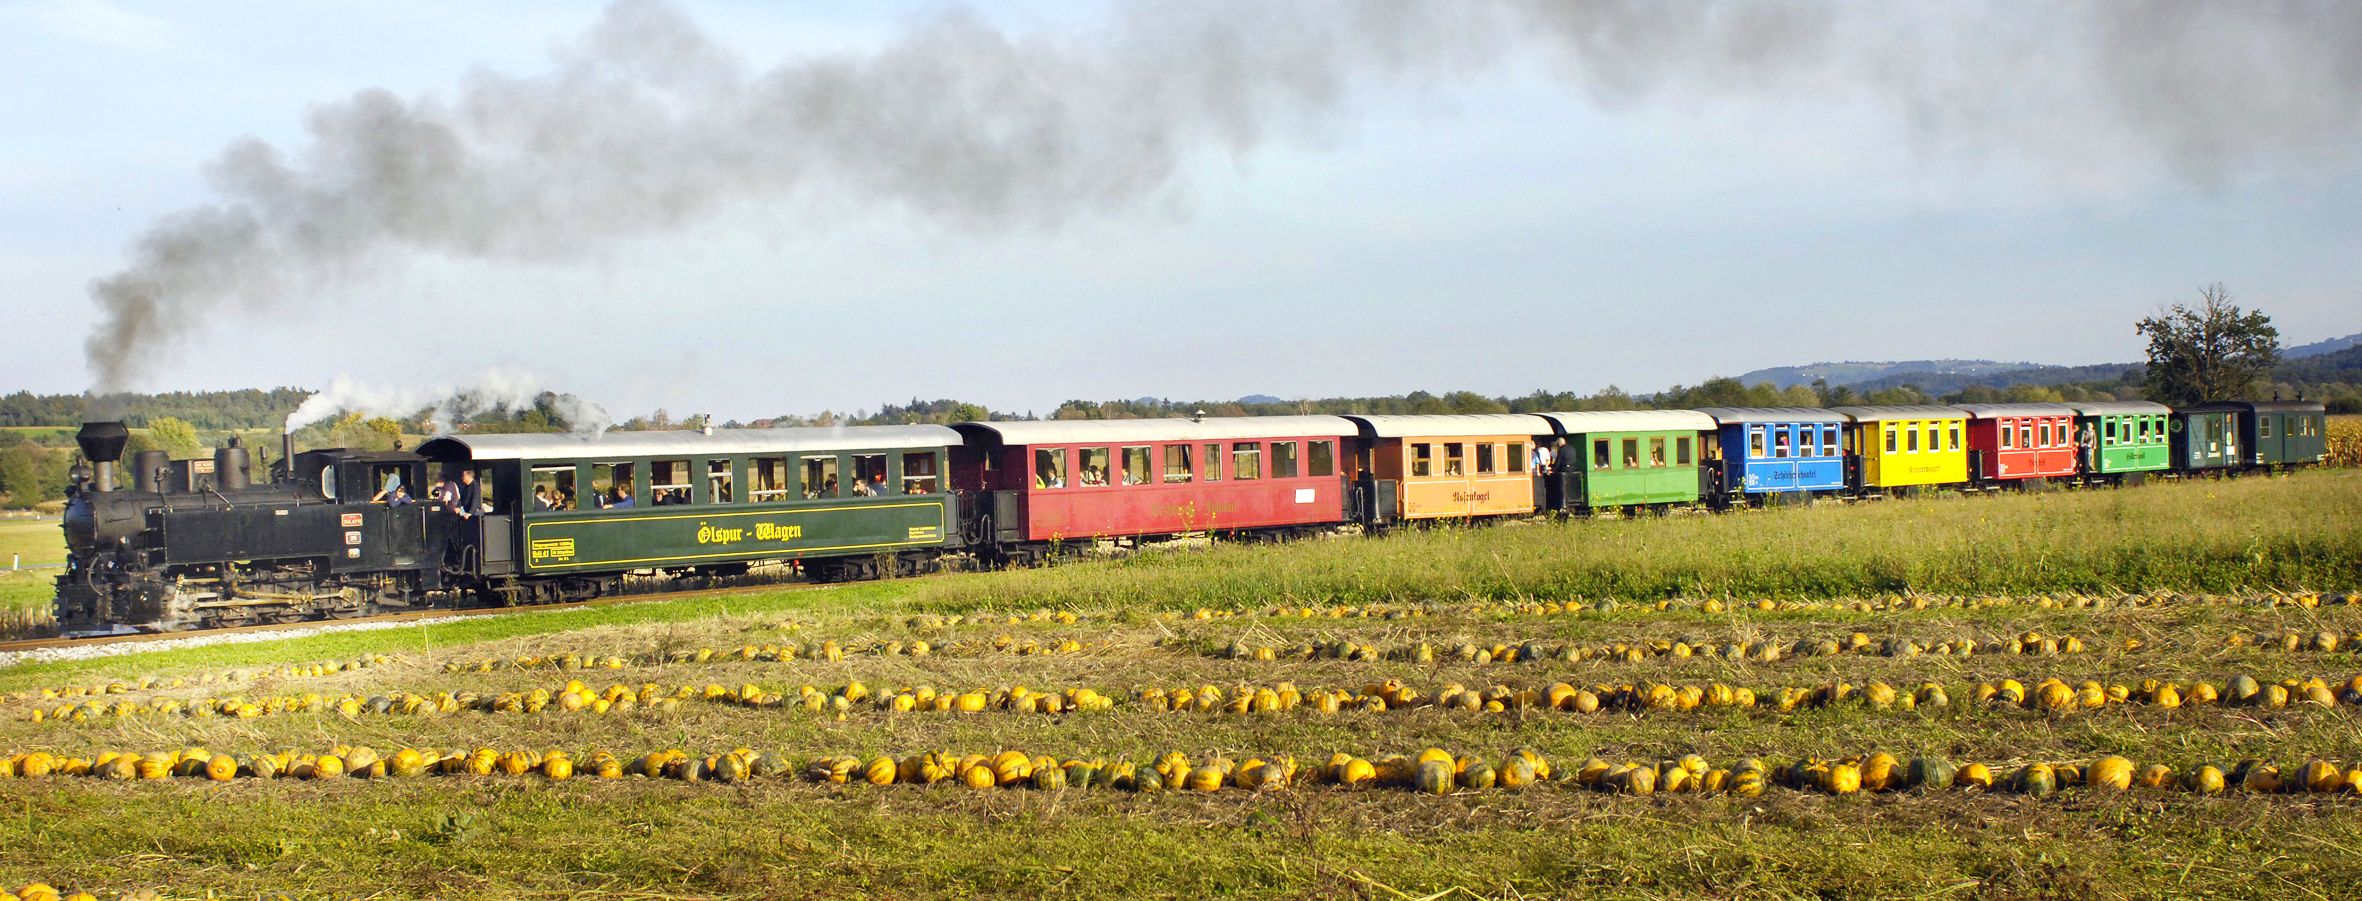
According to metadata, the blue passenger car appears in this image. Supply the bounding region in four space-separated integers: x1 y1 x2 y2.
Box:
1695 408 1849 503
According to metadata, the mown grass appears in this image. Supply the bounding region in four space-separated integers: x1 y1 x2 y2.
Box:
0 519 61 567
918 469 2362 612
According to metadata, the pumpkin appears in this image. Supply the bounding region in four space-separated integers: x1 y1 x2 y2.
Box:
1861 753 1899 792
390 748 428 779
2301 760 2343 793
960 764 997 789
2088 756 2134 791
543 756 574 781
1908 757 1957 791
865 756 897 786
1186 765 1226 792
1825 763 1862 795
206 755 238 782
1340 758 1377 788
1460 761 1497 791
1957 763 1994 789
2136 764 2173 789
246 755 281 780
991 751 1032 786
2016 764 2057 797
2187 765 2227 794
1731 769 1765 797
1498 757 1537 789
1031 764 1067 790
1413 760 1454 795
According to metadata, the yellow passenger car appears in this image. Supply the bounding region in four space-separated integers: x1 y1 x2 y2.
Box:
1342 414 1546 520
1831 405 1968 490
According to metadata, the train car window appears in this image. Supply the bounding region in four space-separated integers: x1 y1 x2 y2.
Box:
591 462 636 509
1926 425 1941 452
1163 445 1194 483
1822 425 1840 455
2000 423 2015 449
1032 448 1065 489
1121 446 1151 486
704 460 734 504
1440 443 1464 476
1505 442 1524 474
1592 439 1610 470
2040 422 2054 447
530 465 576 511
1077 447 1110 487
1204 443 1223 481
1949 426 1961 452
1748 428 1765 458
1471 443 1494 475
902 452 939 494
645 460 691 506
851 453 890 495
1232 442 1262 480
1800 428 1817 457
749 457 790 502
2259 416 2273 438
2101 419 2116 446
1649 437 1667 467
2014 424 2029 449
1772 430 1790 459
319 465 338 500
1309 440 1337 477
804 455 842 497
1620 438 1639 468
1676 436 1694 465
1410 443 1432 477
1271 441 1300 478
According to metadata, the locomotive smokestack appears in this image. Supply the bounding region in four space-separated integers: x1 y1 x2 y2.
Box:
76 421 130 493
282 431 295 482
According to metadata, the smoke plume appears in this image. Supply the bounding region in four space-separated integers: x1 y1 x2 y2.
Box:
285 368 613 436
85 0 2362 391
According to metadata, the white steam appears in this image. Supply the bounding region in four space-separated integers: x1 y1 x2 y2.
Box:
284 368 613 436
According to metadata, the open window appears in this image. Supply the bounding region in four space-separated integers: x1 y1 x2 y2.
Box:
1474 443 1496 475
1271 441 1299 479
530 465 576 511
901 451 938 494
1033 448 1066 489
1822 425 1840 456
592 461 637 509
1676 436 1694 465
1593 438 1611 470
1308 440 1336 477
1077 447 1110 487
1621 437 1640 468
1232 442 1261 480
1748 428 1766 458
706 460 734 504
1949 425 1962 452
1121 446 1150 486
2001 424 2015 449
1441 443 1464 476
1411 443 1433 477
1649 437 1667 467
804 455 841 498
749 457 790 502
1773 429 1791 459
1203 443 1222 481
851 453 888 496
1505 442 1524 474
647 459 692 507
1163 444 1193 483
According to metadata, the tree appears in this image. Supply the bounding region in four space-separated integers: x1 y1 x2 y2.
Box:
2137 284 2280 405
147 416 202 459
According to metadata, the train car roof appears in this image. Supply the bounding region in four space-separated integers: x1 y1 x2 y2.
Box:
1341 413 1552 439
417 425 963 461
952 416 1356 446
1950 403 2078 418
1830 405 1969 422
2065 401 2173 416
2179 400 2327 414
1531 410 1717 433
1693 407 1848 425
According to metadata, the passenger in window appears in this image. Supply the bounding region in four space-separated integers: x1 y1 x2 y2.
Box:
370 472 409 506
872 473 889 495
853 478 876 497
824 475 840 496
455 470 480 521
532 485 554 512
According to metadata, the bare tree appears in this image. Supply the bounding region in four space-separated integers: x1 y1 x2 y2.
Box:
2136 284 2280 405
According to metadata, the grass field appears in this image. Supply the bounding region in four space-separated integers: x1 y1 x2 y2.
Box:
0 470 2357 898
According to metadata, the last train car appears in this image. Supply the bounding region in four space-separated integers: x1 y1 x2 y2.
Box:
2178 400 2329 471
417 425 965 596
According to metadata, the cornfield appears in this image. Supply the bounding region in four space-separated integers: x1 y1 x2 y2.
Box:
2331 415 2362 467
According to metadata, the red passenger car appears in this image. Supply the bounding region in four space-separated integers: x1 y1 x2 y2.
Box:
1953 403 2080 484
949 417 1358 564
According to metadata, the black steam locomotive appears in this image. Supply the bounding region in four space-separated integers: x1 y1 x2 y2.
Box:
56 421 460 633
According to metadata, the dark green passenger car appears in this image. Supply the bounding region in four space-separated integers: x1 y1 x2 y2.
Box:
418 426 964 600
2177 400 2329 470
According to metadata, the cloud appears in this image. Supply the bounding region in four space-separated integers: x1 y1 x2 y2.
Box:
15 0 175 52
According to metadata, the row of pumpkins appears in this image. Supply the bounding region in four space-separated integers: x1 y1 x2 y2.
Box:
25 669 2362 727
1239 589 2352 621
1208 628 2359 665
0 656 396 707
6 744 2362 797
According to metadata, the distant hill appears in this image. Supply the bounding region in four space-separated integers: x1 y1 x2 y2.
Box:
1732 360 2045 390
1849 362 2145 396
1237 394 1285 405
2277 343 2362 383
2288 332 2362 359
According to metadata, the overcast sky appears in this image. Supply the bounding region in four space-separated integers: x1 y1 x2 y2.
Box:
2 0 2358 422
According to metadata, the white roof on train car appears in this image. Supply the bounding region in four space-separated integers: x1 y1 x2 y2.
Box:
2065 401 2173 416
1830 405 1969 423
1694 407 1848 425
1532 410 1716 433
1950 403 2078 418
419 425 962 461
953 416 1356 446
1341 414 1553 438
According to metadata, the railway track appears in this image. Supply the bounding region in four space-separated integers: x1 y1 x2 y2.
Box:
0 577 838 656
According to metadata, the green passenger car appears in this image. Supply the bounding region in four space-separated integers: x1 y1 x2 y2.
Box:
2067 401 2172 480
418 426 964 588
1533 410 1716 511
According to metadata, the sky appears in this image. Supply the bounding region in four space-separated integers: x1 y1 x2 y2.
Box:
2 0 2358 423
